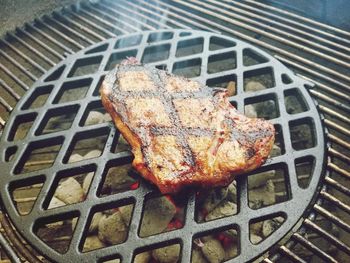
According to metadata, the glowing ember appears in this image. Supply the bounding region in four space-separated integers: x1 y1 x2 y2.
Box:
130 181 139 190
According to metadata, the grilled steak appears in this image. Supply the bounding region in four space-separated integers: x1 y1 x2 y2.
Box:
100 58 275 194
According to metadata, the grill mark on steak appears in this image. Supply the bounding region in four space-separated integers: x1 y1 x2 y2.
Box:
153 70 195 168
150 126 214 137
100 59 275 193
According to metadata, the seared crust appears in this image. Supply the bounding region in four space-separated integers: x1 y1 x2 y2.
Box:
100 59 275 193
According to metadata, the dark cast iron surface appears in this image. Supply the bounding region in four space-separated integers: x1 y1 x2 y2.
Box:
0 30 326 262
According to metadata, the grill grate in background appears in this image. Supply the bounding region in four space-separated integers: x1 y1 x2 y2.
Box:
0 0 349 262
0 30 325 262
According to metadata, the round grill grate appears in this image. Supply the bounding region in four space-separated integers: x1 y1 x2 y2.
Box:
0 30 326 262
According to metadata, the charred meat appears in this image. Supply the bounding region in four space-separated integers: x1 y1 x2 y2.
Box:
100 58 275 193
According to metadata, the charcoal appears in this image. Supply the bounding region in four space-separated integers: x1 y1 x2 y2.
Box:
83 172 94 195
193 238 205 248
262 219 275 237
140 196 176 237
244 104 257 118
224 242 239 260
251 234 262 244
48 196 66 209
152 244 180 263
102 208 117 215
69 153 84 163
245 81 265 92
226 181 237 202
116 134 131 152
104 112 112 122
202 238 225 263
226 81 236 96
262 217 284 238
331 223 340 237
46 197 65 227
248 170 275 189
104 259 120 263
249 200 262 210
85 111 105 126
275 216 285 223
224 229 238 240
134 251 151 263
72 212 105 233
83 235 105 251
192 248 208 263
84 150 102 159
202 187 229 214
270 145 281 157
250 221 263 236
54 177 84 204
103 165 135 192
249 179 276 208
119 204 134 226
205 201 237 221
98 211 128 245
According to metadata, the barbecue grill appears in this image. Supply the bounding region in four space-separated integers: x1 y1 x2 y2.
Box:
0 1 349 263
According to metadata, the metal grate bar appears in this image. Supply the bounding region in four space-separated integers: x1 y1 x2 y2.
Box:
275 55 350 86
97 1 158 30
66 9 115 39
279 245 307 263
138 0 210 30
16 27 65 60
0 230 21 263
24 22 74 54
84 4 141 32
327 134 350 150
0 29 326 263
107 1 168 29
0 49 37 82
117 0 185 29
6 32 55 67
325 177 350 196
292 233 338 263
0 96 13 112
0 39 46 73
298 75 350 102
328 163 350 179
164 0 350 92
329 148 350 164
0 0 344 128
0 213 41 263
154 0 350 93
53 11 106 42
321 191 350 215
309 89 350 113
41 15 92 48
143 0 220 33
197 0 350 62
0 62 30 90
175 0 350 68
224 0 350 54
230 0 350 47
319 106 350 125
314 204 350 233
77 8 126 35
0 1 348 261
304 218 350 255
324 119 350 137
245 0 350 39
0 79 20 101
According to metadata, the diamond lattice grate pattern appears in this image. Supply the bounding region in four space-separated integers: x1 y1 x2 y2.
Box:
0 30 325 263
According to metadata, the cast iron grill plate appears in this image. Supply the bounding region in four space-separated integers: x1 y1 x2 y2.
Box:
0 30 326 262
